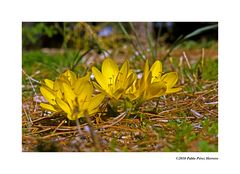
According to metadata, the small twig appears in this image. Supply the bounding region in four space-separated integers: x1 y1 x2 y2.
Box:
22 69 41 84
178 56 185 84
100 125 142 133
32 112 60 123
101 111 128 129
52 119 66 134
183 51 198 82
34 124 87 131
32 128 52 134
182 51 192 69
22 70 39 96
22 69 39 112
41 130 77 139
201 48 205 67
23 106 33 125
23 106 33 133
190 109 203 118
196 103 218 117
204 101 218 105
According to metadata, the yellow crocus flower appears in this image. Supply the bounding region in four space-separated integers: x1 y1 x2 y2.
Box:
126 59 181 101
149 60 182 94
39 70 76 112
40 70 105 120
55 79 105 120
92 58 136 100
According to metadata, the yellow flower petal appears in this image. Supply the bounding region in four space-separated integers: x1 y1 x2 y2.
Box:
123 72 136 90
40 86 56 105
55 90 63 99
92 81 107 93
59 74 71 86
61 82 76 100
88 108 99 115
116 60 129 87
44 79 54 89
73 72 90 94
161 72 178 88
53 79 61 91
88 93 105 111
56 97 71 114
77 81 93 104
145 71 152 90
67 110 82 120
102 58 119 87
92 67 108 90
66 97 74 111
40 103 57 112
144 82 166 100
150 60 162 82
63 70 77 85
166 87 182 94
73 78 84 94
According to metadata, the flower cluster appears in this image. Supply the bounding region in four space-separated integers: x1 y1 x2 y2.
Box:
92 58 181 101
125 59 182 100
40 70 105 120
40 58 181 120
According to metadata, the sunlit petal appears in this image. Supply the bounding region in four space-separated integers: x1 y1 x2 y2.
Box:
102 58 119 86
116 60 129 86
92 67 108 90
92 81 107 93
61 82 76 100
44 79 54 89
88 93 105 111
150 60 162 82
63 70 77 85
56 97 72 114
40 86 56 105
124 72 136 90
161 72 178 88
144 82 166 100
40 103 57 112
77 81 93 106
166 87 182 94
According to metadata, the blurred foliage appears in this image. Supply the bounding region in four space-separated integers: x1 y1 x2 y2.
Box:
22 23 59 48
22 22 131 51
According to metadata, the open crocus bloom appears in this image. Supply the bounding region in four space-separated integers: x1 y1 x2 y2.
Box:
126 59 181 100
148 60 182 95
92 58 136 100
40 70 105 120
